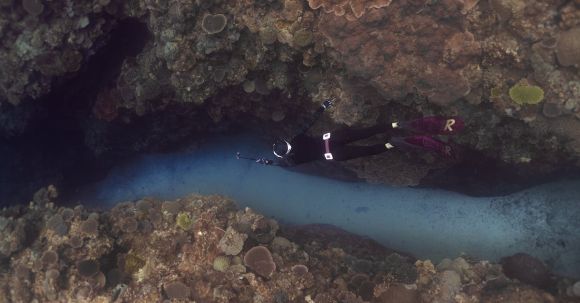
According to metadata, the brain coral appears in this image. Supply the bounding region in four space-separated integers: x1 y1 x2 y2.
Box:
307 0 393 19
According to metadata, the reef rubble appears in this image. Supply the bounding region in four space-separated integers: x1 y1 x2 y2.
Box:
1 0 580 193
0 186 579 302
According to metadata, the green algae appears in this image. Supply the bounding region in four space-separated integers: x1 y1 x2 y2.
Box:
293 29 313 48
213 256 231 272
490 87 502 98
124 254 145 274
509 83 545 105
176 212 193 230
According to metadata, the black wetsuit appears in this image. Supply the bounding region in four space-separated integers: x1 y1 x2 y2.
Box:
273 106 393 166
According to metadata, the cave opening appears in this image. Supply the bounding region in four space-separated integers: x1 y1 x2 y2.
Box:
0 17 579 208
0 18 153 207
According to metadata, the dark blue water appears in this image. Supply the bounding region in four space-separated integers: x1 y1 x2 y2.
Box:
75 134 580 278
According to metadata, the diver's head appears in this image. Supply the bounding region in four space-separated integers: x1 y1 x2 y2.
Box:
273 139 292 158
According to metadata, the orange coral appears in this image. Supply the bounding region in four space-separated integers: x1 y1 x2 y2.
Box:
307 0 393 19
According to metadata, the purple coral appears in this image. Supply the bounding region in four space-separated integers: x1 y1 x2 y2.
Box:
291 264 309 276
164 281 190 299
243 246 276 278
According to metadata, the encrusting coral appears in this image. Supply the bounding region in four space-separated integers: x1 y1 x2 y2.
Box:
307 0 393 20
243 246 277 278
202 14 228 35
0 186 579 302
163 281 190 299
556 27 580 67
218 226 248 255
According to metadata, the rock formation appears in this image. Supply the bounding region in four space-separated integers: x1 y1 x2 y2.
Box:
1 0 579 193
1 187 578 302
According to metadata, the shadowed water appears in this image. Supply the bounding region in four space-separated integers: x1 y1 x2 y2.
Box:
74 134 580 278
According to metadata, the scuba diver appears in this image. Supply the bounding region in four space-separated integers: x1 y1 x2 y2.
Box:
238 98 464 166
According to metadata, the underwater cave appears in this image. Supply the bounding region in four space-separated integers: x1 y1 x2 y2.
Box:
1 0 580 302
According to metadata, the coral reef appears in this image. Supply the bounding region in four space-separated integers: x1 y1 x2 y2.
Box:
1 0 580 191
316 1 477 107
0 0 115 105
1 187 579 302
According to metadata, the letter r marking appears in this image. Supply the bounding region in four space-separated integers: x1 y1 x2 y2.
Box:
444 119 456 132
